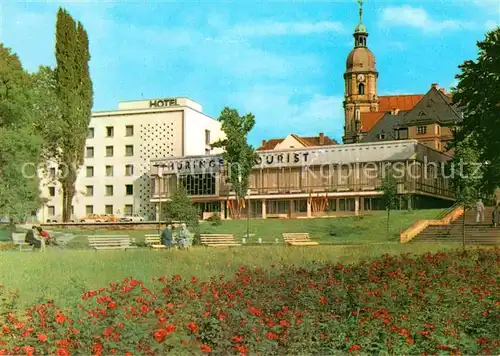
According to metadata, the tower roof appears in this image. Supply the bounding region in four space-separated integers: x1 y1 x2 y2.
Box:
354 0 368 34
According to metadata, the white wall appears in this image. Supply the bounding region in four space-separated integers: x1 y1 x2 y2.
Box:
183 107 225 156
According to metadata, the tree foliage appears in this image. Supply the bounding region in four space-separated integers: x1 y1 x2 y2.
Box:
0 44 43 226
55 8 93 221
162 185 199 229
453 27 500 194
211 107 256 205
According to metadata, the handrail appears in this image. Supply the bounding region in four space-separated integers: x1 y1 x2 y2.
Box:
436 201 461 220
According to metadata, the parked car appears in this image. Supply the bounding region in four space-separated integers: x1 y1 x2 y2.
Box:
120 214 145 222
103 214 120 223
46 215 76 223
79 214 107 223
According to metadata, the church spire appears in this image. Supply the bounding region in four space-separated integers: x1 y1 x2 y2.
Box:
353 0 368 47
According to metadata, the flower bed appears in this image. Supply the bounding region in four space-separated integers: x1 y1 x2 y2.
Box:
1 248 499 355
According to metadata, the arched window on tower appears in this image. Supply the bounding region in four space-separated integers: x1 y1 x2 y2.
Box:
358 83 365 95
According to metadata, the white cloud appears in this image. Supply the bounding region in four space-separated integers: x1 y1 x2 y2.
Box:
485 20 498 30
230 21 344 37
380 6 478 34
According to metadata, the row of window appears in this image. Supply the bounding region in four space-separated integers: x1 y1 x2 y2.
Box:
46 205 134 216
85 184 134 196
88 125 134 139
47 184 134 197
85 165 134 177
86 145 134 158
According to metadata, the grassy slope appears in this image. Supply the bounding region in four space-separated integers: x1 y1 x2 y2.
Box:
60 209 443 249
0 243 461 309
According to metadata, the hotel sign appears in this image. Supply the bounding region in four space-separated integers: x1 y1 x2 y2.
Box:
153 151 314 175
149 98 178 108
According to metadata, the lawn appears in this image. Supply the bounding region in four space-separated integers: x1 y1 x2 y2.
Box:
0 242 460 309
58 209 444 249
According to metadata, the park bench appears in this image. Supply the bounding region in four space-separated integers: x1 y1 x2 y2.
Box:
12 232 33 252
144 234 167 249
267 214 288 219
200 234 241 247
87 235 136 251
282 233 319 246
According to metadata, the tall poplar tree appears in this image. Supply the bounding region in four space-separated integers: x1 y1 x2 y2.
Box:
0 44 43 234
55 8 93 221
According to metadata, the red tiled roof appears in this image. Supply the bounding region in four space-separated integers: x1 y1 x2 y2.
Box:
360 112 387 133
257 133 337 151
360 95 424 133
378 95 424 112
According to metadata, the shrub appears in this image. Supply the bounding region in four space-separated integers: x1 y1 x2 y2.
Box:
207 213 222 226
0 248 499 355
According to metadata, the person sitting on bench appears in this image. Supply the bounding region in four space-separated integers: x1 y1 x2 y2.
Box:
177 223 192 249
36 226 53 245
161 224 173 248
25 226 44 251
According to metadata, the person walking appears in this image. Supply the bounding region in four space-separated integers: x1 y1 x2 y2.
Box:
476 199 485 223
492 204 500 228
177 223 192 249
161 224 173 248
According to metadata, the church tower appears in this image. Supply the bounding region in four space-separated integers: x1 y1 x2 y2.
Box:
342 0 379 144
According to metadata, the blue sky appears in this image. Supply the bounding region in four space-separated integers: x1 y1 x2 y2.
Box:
1 0 498 147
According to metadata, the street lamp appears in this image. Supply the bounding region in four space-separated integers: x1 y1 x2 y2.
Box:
157 165 164 234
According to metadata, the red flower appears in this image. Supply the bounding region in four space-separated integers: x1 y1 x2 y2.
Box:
406 337 414 345
482 311 488 317
236 345 248 354
188 322 199 333
232 336 244 343
200 344 212 353
125 353 133 356
22 346 34 356
319 296 327 304
56 349 70 356
266 332 279 340
55 312 66 325
38 333 48 342
180 340 189 345
154 329 167 343
348 344 361 352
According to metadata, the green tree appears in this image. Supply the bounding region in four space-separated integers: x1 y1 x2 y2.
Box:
453 27 500 194
380 166 398 237
211 107 256 218
162 185 199 229
0 44 43 235
55 8 93 222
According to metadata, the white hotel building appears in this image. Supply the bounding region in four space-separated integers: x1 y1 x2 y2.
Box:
37 97 224 223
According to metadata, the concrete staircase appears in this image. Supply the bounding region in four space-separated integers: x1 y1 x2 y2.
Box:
412 207 500 245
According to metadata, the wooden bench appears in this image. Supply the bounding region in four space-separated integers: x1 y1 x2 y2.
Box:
144 234 168 249
267 214 288 219
88 235 137 251
12 232 33 252
200 234 241 247
283 233 319 246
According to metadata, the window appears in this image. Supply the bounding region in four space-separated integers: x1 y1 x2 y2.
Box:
48 187 55 197
71 205 74 215
106 126 114 137
105 205 113 215
125 145 134 156
86 166 94 177
377 133 386 140
125 164 134 176
437 125 441 135
85 185 94 196
178 174 216 196
417 126 427 135
86 146 94 158
87 128 94 139
47 206 55 216
105 185 114 196
125 184 134 195
106 146 114 157
49 167 56 179
358 83 365 95
105 165 113 177
124 205 133 216
205 129 210 145
205 148 211 155
397 128 408 140
125 125 134 137
85 205 93 215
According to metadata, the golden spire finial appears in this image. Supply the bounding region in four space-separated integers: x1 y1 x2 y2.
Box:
358 0 363 23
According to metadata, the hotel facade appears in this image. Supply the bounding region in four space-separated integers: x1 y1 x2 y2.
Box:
150 140 454 220
37 97 224 222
